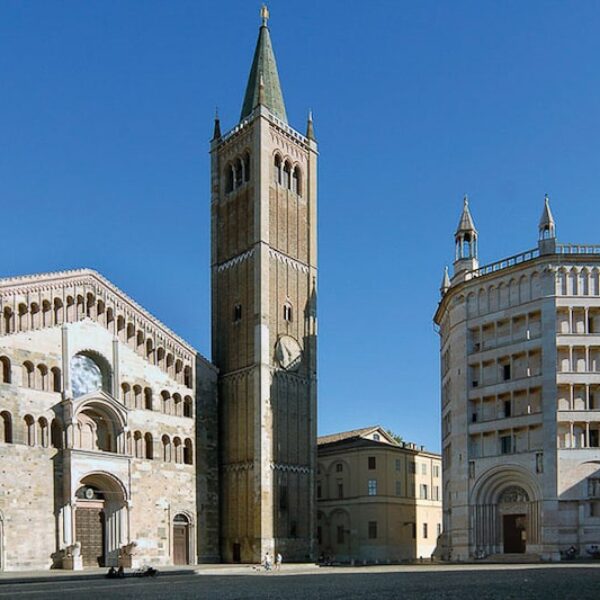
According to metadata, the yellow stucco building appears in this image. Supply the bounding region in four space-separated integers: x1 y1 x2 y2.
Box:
316 426 442 563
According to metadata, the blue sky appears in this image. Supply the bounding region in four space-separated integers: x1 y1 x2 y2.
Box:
2 1 600 451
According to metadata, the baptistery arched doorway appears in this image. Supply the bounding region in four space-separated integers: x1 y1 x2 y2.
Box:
75 473 127 567
471 467 541 556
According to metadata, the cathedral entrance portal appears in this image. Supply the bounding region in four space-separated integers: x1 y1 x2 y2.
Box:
74 474 127 567
75 505 105 567
502 514 526 554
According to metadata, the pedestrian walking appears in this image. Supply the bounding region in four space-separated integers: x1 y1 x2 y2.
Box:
275 552 282 570
263 552 272 571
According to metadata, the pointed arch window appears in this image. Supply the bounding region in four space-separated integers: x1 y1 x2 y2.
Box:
274 155 282 185
283 161 291 189
292 166 302 196
244 152 251 183
283 302 293 323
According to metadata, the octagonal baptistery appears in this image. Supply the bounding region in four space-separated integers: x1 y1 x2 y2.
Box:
434 197 600 561
0 269 218 570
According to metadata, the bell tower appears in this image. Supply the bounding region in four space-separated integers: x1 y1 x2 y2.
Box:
210 6 318 563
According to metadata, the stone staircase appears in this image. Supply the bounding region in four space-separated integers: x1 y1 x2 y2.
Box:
482 553 541 563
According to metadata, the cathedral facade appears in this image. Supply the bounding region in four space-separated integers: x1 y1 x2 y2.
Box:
0 9 316 570
435 198 600 561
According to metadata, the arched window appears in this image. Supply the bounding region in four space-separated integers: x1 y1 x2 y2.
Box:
173 437 182 464
66 296 75 321
22 361 34 388
161 390 170 414
183 396 193 418
283 161 291 189
144 432 154 459
283 303 293 323
126 323 135 346
166 354 174 376
1 411 12 444
17 303 28 331
117 316 126 341
175 359 183 383
24 414 35 446
235 158 243 188
85 293 95 318
106 307 114 328
157 347 165 367
37 364 48 391
3 307 13 334
133 385 142 409
42 300 52 327
122 383 131 407
30 302 40 329
74 294 83 319
184 365 192 389
96 299 106 324
225 163 234 193
144 387 153 410
146 339 154 363
51 419 63 449
51 367 62 392
134 431 143 458
53 298 64 325
162 435 171 462
184 439 193 465
274 155 282 185
173 393 182 416
38 417 48 448
244 152 251 183
136 330 145 352
292 166 302 196
0 356 11 384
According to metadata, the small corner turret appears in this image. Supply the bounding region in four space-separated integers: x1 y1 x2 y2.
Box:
453 195 479 280
538 194 556 255
440 266 451 297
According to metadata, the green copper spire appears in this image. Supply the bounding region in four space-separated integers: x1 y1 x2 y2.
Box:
240 5 287 123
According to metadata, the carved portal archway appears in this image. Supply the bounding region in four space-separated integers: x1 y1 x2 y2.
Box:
471 468 541 556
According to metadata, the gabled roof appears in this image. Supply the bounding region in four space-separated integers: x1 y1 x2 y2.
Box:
318 425 398 447
0 268 213 370
240 14 287 123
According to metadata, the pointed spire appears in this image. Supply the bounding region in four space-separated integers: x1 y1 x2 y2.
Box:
440 266 451 296
212 107 221 141
306 109 316 141
539 194 556 239
455 195 477 235
240 5 287 123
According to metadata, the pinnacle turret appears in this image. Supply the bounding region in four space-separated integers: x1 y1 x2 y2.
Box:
453 196 479 276
440 266 451 296
539 194 556 240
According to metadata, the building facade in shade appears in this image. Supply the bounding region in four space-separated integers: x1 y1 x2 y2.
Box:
0 269 220 570
434 197 600 561
210 7 318 563
316 426 442 562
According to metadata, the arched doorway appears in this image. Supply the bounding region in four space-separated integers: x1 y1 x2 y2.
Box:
499 486 529 553
75 474 127 567
471 467 541 557
173 514 190 565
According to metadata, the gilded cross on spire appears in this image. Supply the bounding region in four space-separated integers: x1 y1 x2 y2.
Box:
261 4 269 26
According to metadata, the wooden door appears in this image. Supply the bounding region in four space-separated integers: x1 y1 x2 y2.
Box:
503 514 526 553
76 507 105 566
173 524 189 565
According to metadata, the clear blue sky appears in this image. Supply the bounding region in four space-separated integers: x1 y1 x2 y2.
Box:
2 1 600 451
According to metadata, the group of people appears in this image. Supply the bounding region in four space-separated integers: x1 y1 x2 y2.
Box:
263 552 283 571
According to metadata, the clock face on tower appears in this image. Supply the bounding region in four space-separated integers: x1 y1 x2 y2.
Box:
275 335 302 371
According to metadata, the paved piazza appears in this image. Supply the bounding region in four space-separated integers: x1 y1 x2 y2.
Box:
1 564 600 599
